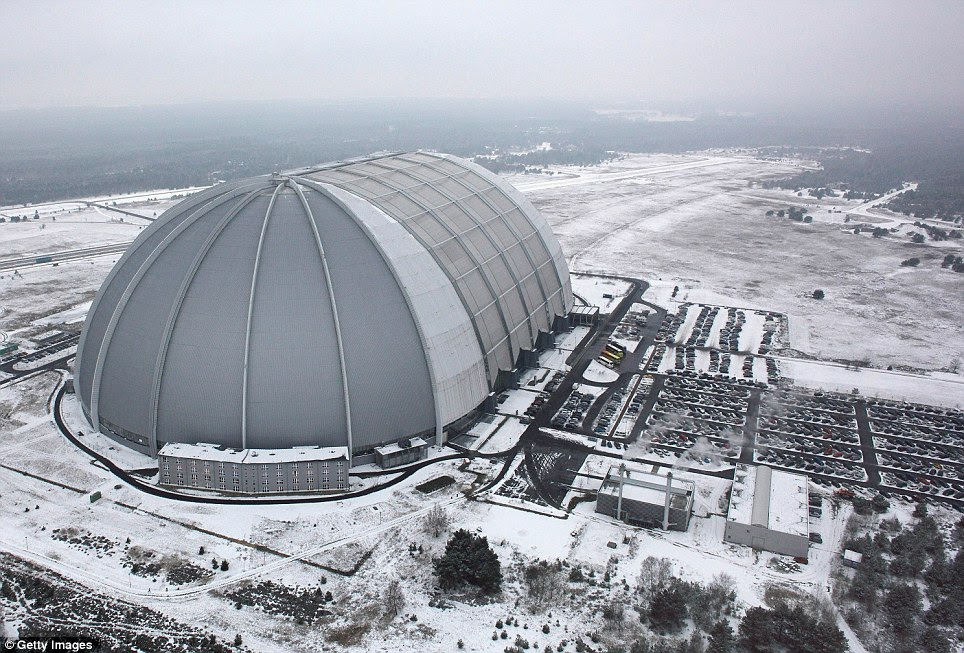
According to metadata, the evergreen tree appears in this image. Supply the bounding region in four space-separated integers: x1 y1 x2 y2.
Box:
434 529 502 593
649 578 689 633
884 583 922 634
738 607 774 653
706 620 734 653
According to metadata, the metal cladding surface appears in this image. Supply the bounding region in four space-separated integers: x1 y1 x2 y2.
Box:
76 152 573 457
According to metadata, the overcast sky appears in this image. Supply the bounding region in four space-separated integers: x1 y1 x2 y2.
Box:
2 0 961 111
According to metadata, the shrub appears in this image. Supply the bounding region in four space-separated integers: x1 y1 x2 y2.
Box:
327 622 371 646
872 494 890 513
901 257 921 267
812 289 825 300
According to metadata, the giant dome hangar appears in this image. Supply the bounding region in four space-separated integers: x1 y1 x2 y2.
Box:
75 152 573 488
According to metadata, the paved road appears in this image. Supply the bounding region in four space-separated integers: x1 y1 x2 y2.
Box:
87 201 155 222
739 388 762 464
0 242 132 272
853 401 882 485
515 156 738 193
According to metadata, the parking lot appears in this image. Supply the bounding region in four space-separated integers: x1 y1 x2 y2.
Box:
869 399 964 501
755 389 865 482
464 278 964 512
12 332 79 368
647 302 786 385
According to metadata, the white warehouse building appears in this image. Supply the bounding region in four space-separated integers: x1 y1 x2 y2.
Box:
724 464 810 558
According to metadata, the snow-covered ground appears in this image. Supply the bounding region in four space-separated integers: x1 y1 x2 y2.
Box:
780 358 964 408
526 153 963 375
569 275 632 313
1 158 959 651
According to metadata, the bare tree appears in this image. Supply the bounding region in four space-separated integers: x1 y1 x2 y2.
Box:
423 503 451 538
602 599 626 634
524 562 566 610
384 578 405 618
637 556 673 598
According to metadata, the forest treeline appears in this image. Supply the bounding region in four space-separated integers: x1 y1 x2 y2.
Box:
1 101 960 217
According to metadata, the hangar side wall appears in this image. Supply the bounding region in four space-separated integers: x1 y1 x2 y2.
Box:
723 521 809 558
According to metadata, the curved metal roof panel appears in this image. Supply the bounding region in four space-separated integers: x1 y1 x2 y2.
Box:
302 151 572 383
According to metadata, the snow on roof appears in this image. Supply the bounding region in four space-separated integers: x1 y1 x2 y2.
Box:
766 466 809 537
570 305 600 315
843 550 863 563
158 443 247 463
158 443 348 464
374 437 428 456
727 464 809 537
598 465 695 509
245 446 349 463
727 465 757 525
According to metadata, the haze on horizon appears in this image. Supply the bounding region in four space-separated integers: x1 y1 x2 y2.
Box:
2 0 962 113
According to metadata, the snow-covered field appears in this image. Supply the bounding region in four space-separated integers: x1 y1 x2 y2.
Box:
526 153 963 375
2 156 960 651
779 358 964 408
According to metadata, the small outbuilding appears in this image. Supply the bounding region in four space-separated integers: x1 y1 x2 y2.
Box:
374 437 429 468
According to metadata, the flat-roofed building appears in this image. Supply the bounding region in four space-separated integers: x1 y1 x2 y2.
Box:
724 464 809 558
374 437 429 468
158 443 348 494
596 464 695 531
569 305 600 326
